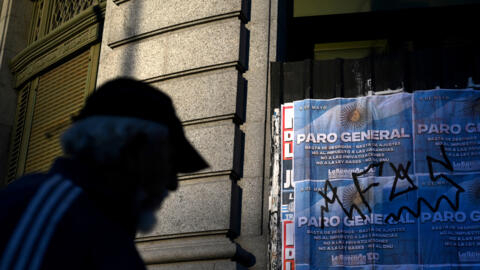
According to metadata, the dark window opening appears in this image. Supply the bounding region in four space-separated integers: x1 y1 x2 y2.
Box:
272 3 480 109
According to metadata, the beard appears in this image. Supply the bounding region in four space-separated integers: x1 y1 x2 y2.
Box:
137 209 158 233
135 189 169 234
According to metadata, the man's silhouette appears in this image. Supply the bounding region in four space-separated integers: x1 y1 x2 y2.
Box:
0 78 208 270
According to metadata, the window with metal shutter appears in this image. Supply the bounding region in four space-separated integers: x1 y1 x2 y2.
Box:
5 1 103 185
23 49 92 174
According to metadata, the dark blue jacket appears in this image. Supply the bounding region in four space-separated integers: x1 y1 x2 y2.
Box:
0 158 146 270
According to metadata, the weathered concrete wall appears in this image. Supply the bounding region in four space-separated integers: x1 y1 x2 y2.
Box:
97 0 276 268
0 0 32 185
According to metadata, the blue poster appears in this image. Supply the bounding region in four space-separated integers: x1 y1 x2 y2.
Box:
294 90 480 269
293 94 413 182
414 90 480 174
414 90 480 268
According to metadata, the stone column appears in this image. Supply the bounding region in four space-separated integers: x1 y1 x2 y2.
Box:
96 0 277 269
0 0 32 185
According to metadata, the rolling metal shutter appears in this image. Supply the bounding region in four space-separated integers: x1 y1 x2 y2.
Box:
24 49 91 174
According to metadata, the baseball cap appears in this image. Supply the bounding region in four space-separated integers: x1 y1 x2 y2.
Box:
73 77 208 173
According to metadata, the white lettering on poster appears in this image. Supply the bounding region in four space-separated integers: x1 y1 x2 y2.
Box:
296 128 410 144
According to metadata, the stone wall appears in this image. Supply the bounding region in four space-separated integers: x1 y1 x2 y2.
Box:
96 0 277 269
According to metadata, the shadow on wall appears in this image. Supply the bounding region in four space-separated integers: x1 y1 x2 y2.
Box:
121 0 143 76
